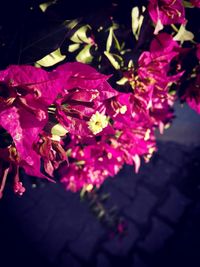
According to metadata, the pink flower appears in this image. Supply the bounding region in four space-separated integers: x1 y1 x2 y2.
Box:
55 62 118 136
0 64 70 174
138 33 180 81
148 0 185 34
184 73 200 114
191 0 200 8
55 62 115 98
34 133 68 177
196 44 200 60
0 62 121 197
123 34 183 131
58 137 125 192
0 64 72 197
0 65 69 106
105 93 130 119
0 106 49 198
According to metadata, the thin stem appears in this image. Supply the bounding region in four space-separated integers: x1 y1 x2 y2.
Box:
171 24 179 32
0 167 9 198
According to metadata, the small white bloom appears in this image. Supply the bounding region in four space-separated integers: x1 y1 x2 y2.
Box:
88 111 109 135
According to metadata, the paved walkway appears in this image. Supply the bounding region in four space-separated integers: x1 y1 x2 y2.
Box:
0 140 200 267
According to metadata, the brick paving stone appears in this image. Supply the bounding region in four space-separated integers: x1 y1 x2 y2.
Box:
5 191 59 245
96 253 111 267
102 179 132 209
68 218 105 261
102 221 139 256
139 157 176 188
156 141 188 168
36 208 87 263
29 196 93 262
158 187 191 223
139 218 173 253
124 187 157 224
107 165 139 198
3 182 98 263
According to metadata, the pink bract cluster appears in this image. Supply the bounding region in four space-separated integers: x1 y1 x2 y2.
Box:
148 0 185 34
0 32 185 197
147 0 200 117
182 43 200 114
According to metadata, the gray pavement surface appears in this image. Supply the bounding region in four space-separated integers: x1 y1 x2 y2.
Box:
0 140 200 267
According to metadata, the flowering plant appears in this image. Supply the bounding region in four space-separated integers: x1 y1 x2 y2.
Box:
0 0 199 198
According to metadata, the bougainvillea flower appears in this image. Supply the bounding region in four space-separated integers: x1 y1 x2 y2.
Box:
105 93 130 118
113 116 156 169
87 111 109 135
58 95 157 192
183 73 200 114
55 62 118 100
0 64 71 126
58 136 125 192
196 44 200 60
0 64 70 177
34 133 68 177
138 33 180 81
55 62 118 136
148 0 185 34
55 92 111 136
0 64 72 197
191 0 200 8
121 33 183 132
0 107 48 175
0 107 45 198
0 65 70 105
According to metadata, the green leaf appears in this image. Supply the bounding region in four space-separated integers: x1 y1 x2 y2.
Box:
106 28 113 52
68 43 80 52
51 124 68 136
66 148 72 157
116 77 128 85
70 25 92 44
131 6 145 40
173 24 194 44
76 160 85 166
106 27 121 52
100 193 110 201
104 51 122 69
97 209 105 219
80 187 87 199
128 59 134 69
112 31 121 51
64 19 80 30
76 44 94 63
39 0 57 12
183 1 194 8
36 48 66 67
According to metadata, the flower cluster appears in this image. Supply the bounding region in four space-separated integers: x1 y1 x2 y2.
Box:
0 33 182 196
0 0 199 198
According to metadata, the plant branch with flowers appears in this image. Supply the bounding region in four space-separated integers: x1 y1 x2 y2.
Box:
0 0 199 199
